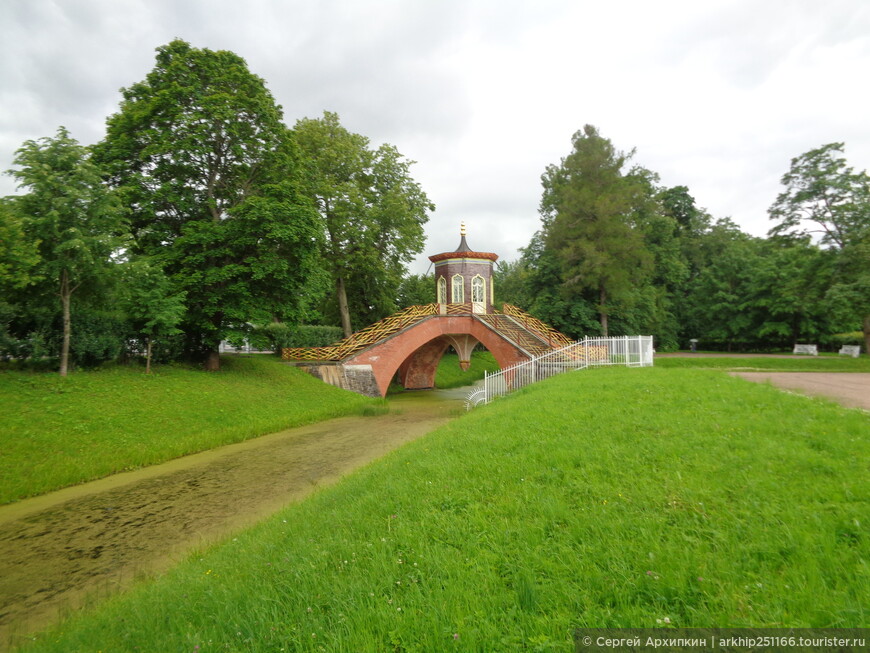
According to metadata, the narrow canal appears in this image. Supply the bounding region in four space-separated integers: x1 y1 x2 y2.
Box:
0 387 468 648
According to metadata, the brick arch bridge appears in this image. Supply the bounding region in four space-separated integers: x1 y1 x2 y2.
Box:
283 303 572 397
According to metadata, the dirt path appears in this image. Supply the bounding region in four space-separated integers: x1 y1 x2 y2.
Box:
732 372 870 411
0 389 467 648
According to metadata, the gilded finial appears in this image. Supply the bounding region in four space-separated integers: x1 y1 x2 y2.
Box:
460 221 467 237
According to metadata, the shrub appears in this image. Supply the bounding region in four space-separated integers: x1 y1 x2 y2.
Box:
259 323 344 351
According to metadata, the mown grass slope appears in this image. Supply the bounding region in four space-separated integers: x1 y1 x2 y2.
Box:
434 350 499 389
0 356 376 504
17 367 869 651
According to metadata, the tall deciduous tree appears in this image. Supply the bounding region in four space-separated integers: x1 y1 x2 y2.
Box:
539 125 653 335
95 40 322 370
769 143 870 353
294 111 433 336
6 127 126 376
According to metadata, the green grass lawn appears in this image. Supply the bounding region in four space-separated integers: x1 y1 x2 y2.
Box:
434 350 499 389
16 367 869 651
656 355 870 372
0 356 377 504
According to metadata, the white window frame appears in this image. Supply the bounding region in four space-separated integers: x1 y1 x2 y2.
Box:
451 274 464 303
471 275 485 304
437 276 447 303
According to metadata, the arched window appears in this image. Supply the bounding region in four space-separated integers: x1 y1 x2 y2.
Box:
451 274 464 303
437 276 447 303
471 275 485 304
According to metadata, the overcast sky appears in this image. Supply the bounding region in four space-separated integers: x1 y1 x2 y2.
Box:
2 0 869 274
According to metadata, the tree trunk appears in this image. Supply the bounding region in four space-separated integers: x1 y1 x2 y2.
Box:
145 336 153 375
205 349 220 372
59 270 71 377
204 312 223 371
336 276 353 338
599 284 608 337
864 314 870 357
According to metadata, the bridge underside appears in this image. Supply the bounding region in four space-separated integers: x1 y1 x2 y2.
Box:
398 333 481 391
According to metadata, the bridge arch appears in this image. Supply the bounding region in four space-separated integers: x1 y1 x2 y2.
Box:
345 315 529 397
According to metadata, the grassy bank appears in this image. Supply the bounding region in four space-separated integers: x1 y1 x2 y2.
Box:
655 355 870 372
0 356 377 504
434 350 499 389
16 367 869 651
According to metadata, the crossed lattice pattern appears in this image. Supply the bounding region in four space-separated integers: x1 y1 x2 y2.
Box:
282 304 443 361
501 304 574 348
542 344 610 364
475 314 553 357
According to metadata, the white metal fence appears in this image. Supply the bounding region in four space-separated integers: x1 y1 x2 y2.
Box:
465 335 654 409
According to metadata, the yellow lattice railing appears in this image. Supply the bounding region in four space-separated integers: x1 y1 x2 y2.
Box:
445 302 474 315
501 304 574 348
282 302 573 363
282 304 440 362
476 314 553 356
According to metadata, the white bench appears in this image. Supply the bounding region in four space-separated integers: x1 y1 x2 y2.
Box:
839 345 861 358
792 344 818 356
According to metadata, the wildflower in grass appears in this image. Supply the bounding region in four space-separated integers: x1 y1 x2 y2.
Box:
453 633 460 640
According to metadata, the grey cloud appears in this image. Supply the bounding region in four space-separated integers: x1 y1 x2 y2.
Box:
2 0 869 263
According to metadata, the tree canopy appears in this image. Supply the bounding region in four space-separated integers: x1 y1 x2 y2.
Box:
502 130 866 353
768 142 870 353
3 41 868 367
95 40 322 370
294 111 433 336
539 125 654 335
